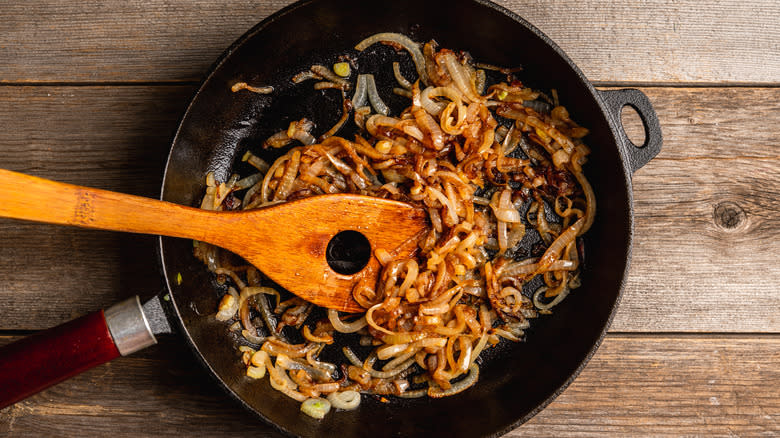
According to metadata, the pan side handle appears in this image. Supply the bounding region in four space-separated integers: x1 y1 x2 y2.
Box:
0 296 156 409
599 89 663 173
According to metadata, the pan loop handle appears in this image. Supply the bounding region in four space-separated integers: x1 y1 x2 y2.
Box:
598 89 663 174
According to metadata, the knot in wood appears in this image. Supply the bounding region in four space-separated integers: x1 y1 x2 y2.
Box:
713 201 745 230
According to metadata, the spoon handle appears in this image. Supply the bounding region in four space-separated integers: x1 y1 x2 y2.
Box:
0 168 222 241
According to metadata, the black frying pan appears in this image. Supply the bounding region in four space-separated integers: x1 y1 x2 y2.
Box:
160 0 661 436
0 0 661 436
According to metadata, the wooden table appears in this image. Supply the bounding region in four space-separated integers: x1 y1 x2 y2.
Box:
1 1 778 436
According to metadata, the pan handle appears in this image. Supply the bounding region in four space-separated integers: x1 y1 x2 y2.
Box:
0 296 157 409
598 89 663 173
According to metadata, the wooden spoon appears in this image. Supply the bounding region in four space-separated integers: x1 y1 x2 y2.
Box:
0 169 428 313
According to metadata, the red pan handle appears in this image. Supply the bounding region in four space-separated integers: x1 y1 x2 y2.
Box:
0 296 156 409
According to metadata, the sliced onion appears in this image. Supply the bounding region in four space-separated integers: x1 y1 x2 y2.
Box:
537 217 584 271
231 82 273 94
351 74 368 108
371 357 416 379
236 170 264 191
292 70 319 83
246 365 266 379
271 376 308 402
419 87 446 116
237 287 280 333
300 398 331 419
365 303 398 336
310 64 350 88
393 87 412 98
287 120 316 145
276 354 331 381
327 391 361 410
318 92 351 141
491 189 522 224
342 346 364 367
398 388 428 399
392 62 412 89
533 284 570 311
426 186 459 226
251 350 270 367
573 169 596 235
302 325 334 344
241 329 267 345
440 52 482 102
306 349 338 378
428 364 479 398
254 292 278 334
262 339 316 358
413 104 445 149
506 222 526 249
273 149 301 200
402 124 424 141
262 129 293 149
475 69 486 94
493 207 522 223
364 74 389 116
500 259 575 277
215 288 239 321
381 332 428 344
355 32 428 85
377 343 409 360
382 349 418 371
328 309 368 333
497 220 507 254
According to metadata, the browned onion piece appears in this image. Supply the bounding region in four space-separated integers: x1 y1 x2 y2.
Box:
310 64 351 89
428 364 479 398
231 82 273 94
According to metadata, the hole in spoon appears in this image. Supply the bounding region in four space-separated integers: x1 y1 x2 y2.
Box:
326 230 371 275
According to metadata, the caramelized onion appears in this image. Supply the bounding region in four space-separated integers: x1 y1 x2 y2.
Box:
206 34 595 416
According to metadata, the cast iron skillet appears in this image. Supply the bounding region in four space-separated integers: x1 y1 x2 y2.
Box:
158 0 662 436
0 0 661 435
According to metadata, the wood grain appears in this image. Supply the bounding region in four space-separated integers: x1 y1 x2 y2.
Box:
1 0 779 84
0 86 182 329
519 334 780 436
616 87 780 160
611 86 780 331
618 158 780 332
0 334 776 437
0 85 190 190
1 85 778 332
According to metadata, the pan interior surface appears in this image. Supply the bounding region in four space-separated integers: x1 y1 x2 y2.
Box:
160 0 633 436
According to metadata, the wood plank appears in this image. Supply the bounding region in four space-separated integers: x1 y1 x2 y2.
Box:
0 86 188 328
0 85 778 332
1 1 779 84
0 334 776 436
609 88 780 331
0 0 287 83
614 158 780 332
0 85 192 189
519 335 780 436
616 87 780 160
